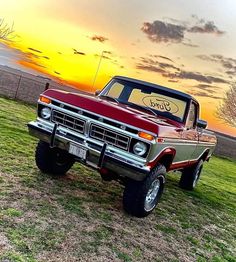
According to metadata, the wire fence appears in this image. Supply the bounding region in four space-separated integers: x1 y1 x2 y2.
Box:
0 67 81 104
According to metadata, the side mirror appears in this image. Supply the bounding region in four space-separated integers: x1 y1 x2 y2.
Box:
196 119 207 129
95 90 101 96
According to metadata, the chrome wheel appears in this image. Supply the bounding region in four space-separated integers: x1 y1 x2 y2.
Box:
144 179 160 212
193 166 202 187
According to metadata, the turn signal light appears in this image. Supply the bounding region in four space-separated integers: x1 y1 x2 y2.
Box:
138 131 154 141
39 96 51 104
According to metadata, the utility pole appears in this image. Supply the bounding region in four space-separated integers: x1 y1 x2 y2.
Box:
92 51 104 89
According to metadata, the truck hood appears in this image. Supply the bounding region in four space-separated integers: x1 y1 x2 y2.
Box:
43 89 178 134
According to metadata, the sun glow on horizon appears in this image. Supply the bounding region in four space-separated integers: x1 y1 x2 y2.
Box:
0 0 236 136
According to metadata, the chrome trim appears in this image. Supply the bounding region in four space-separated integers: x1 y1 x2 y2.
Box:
51 110 85 134
34 118 147 164
38 100 155 158
163 138 216 146
38 96 157 137
28 120 149 181
90 123 130 151
38 101 155 144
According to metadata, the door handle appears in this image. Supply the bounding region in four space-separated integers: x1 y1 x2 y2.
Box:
175 128 184 132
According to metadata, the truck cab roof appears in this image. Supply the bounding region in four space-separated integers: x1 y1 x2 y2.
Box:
113 76 199 105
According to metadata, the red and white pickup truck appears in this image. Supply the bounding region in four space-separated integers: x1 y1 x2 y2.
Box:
28 76 217 217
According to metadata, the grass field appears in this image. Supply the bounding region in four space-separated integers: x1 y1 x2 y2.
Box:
0 96 235 262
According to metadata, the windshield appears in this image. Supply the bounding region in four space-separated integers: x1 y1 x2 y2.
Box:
100 79 188 123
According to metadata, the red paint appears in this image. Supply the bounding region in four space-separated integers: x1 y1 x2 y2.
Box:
169 159 198 171
147 148 176 170
99 168 108 174
43 89 182 134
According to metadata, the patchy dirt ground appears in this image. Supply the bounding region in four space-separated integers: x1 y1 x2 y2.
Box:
0 97 235 262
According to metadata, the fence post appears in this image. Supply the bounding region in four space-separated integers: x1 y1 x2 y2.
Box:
45 82 49 91
15 75 22 99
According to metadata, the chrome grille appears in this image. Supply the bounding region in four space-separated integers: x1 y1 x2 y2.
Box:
52 110 85 133
90 124 130 150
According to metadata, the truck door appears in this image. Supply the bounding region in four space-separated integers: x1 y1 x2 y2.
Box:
179 102 199 162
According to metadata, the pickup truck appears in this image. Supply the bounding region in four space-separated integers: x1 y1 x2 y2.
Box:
28 76 217 217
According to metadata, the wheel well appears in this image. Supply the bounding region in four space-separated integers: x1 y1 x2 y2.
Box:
158 154 174 170
200 150 210 162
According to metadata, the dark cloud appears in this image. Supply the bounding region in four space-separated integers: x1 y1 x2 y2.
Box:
197 54 236 76
54 71 61 75
138 57 180 71
136 55 228 85
195 84 220 90
189 90 221 100
207 76 228 84
149 54 174 63
141 21 185 44
28 47 42 53
190 15 225 35
164 71 228 84
103 50 112 55
164 71 210 83
136 63 166 74
159 62 180 71
94 53 111 60
102 55 111 60
192 84 221 95
94 51 122 68
168 79 179 83
94 50 112 60
73 48 86 55
26 51 50 61
141 17 225 45
187 21 224 35
182 42 199 48
90 35 108 43
20 50 51 64
27 52 40 59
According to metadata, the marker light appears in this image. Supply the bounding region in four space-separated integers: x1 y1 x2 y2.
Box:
138 131 154 141
40 96 51 104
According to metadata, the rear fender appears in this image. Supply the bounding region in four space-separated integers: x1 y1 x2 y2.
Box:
198 148 210 162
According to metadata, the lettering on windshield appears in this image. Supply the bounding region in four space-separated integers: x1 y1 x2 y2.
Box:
142 96 179 114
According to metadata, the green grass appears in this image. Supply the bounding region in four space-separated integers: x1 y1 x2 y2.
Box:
0 96 236 262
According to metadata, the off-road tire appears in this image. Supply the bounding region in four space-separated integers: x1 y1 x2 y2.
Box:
100 172 117 181
123 165 166 217
35 140 75 175
179 160 204 190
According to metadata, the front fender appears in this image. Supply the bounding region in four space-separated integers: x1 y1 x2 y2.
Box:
147 147 176 170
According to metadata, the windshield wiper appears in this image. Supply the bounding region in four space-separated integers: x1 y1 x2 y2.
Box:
120 101 157 117
99 95 119 103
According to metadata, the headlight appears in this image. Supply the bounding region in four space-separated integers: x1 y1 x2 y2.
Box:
133 142 147 156
41 107 51 119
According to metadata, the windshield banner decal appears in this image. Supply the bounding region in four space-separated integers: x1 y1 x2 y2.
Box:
142 96 179 114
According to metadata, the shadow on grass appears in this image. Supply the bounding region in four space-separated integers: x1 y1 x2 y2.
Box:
29 168 124 215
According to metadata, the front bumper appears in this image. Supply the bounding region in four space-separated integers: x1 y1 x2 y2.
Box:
28 119 150 181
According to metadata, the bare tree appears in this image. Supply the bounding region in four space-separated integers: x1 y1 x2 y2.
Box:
217 85 236 127
0 19 14 41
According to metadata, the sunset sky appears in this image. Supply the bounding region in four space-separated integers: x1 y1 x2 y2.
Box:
0 0 236 136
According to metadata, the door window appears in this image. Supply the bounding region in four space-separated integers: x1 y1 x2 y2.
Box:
186 103 197 129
